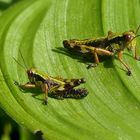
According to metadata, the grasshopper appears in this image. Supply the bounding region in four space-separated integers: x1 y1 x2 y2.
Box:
14 51 88 104
63 26 140 75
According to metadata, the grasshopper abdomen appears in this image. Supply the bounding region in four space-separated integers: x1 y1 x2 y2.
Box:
49 88 88 99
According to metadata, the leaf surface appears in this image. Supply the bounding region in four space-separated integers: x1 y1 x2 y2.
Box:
0 0 140 139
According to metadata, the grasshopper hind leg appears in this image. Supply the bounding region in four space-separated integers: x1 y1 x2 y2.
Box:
87 48 114 69
87 49 100 69
87 50 99 69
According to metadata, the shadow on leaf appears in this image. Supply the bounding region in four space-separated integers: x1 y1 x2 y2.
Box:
52 47 115 69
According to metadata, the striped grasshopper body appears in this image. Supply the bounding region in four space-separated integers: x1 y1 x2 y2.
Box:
14 54 88 105
63 26 140 75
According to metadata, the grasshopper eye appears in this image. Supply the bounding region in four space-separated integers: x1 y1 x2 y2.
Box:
124 34 133 41
27 70 34 77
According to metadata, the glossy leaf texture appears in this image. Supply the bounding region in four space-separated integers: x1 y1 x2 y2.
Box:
0 0 140 140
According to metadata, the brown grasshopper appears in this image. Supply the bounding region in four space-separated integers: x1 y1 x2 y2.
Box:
63 26 140 75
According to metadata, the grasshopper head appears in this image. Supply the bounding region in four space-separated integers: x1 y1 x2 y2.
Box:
63 40 77 49
63 40 69 48
27 68 36 79
123 31 136 51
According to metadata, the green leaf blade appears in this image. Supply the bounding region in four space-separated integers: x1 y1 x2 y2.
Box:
0 0 140 140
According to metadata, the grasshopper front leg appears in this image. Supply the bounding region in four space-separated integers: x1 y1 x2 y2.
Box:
15 81 49 104
14 81 36 89
118 50 131 76
14 81 39 100
134 46 140 60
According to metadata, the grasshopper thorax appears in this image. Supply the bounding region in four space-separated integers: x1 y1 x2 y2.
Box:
27 68 48 84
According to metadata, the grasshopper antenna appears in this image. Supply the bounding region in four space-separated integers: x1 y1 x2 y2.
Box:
135 25 140 35
127 34 140 46
19 49 28 70
13 49 28 71
13 57 26 70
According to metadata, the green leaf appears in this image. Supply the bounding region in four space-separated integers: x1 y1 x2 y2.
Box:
0 0 140 139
